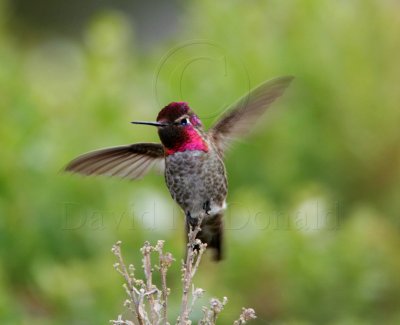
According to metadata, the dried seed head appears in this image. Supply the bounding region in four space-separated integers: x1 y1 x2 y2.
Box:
210 298 224 313
193 287 205 299
241 308 256 321
160 252 175 267
234 308 257 324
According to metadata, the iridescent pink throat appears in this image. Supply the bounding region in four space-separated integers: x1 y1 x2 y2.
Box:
164 127 209 155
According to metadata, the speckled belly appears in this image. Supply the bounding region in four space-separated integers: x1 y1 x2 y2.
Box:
165 150 227 218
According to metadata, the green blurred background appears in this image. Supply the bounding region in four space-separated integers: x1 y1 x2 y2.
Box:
1 0 400 324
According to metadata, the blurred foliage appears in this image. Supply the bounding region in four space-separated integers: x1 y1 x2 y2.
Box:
0 0 400 324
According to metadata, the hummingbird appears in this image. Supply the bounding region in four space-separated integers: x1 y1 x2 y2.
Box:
65 76 293 261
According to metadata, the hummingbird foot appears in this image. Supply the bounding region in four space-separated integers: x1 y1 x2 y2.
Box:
203 200 211 215
185 211 202 253
186 211 199 228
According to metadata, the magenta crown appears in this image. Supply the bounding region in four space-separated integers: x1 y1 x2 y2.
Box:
157 102 189 122
157 102 202 126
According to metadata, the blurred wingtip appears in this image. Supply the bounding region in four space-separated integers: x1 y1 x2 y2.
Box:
278 75 295 85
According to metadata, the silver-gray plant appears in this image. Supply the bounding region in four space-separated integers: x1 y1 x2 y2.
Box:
110 221 256 325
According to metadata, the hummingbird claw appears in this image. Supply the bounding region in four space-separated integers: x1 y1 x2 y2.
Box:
186 211 198 228
203 200 211 215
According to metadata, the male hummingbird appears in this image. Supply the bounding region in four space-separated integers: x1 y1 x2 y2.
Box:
65 76 293 261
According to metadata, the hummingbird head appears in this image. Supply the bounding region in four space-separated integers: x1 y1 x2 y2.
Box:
132 102 208 155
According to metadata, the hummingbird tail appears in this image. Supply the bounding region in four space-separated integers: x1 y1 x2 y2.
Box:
186 213 224 261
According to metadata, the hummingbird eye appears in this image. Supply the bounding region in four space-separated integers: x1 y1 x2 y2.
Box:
180 118 189 126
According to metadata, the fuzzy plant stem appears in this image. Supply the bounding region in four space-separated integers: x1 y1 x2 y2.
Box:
142 242 157 324
112 242 145 325
178 216 206 325
155 240 174 325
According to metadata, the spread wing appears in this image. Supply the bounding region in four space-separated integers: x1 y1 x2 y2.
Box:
64 143 165 180
209 76 294 153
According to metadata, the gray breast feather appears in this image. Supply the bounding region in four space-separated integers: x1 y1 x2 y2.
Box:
165 150 227 218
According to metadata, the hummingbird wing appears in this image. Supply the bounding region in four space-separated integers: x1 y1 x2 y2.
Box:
64 143 165 180
209 76 293 153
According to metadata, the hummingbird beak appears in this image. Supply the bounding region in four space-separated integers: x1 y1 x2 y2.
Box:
131 121 168 127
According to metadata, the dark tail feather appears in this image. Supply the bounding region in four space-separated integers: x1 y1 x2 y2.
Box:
186 213 224 261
